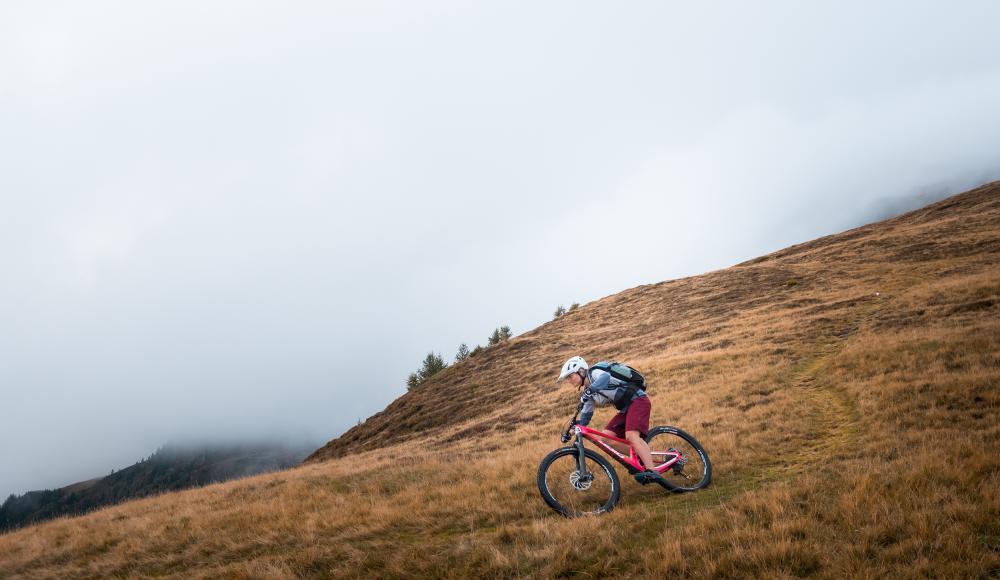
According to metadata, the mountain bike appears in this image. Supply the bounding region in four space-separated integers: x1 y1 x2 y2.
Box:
536 402 712 517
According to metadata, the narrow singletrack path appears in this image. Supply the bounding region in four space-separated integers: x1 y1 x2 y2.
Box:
778 296 886 474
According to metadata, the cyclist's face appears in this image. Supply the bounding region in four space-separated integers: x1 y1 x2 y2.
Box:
564 371 583 388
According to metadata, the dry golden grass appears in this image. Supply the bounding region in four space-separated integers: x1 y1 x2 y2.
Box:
1 182 998 578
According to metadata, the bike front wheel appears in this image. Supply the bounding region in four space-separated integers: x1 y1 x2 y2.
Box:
645 426 712 492
537 447 620 517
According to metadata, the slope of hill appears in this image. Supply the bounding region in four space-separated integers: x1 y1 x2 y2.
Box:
0 181 997 578
0 442 311 532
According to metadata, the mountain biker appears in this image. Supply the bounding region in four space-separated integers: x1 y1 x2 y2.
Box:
557 356 667 485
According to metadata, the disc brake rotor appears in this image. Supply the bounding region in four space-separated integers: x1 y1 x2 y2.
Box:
569 471 593 491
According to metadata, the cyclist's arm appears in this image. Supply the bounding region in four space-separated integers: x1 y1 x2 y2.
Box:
578 372 611 426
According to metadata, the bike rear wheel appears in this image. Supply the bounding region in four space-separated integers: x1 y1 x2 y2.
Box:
645 426 712 492
537 447 620 517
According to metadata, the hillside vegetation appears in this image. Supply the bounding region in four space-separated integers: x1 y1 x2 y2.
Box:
1 182 998 578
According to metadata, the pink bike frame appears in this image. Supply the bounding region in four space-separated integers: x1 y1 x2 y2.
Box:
575 425 681 474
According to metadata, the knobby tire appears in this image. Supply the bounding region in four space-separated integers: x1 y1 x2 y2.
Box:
644 426 712 492
537 447 620 517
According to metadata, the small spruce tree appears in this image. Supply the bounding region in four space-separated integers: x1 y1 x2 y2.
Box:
455 343 470 362
488 325 512 345
553 305 566 319
423 352 447 376
406 352 448 390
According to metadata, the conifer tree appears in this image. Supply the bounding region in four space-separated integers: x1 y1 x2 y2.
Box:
406 352 448 390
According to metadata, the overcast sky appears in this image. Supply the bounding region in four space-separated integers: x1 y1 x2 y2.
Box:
2 1 999 498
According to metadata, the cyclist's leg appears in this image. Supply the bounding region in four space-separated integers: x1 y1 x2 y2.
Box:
626 430 656 470
624 397 656 470
602 413 630 454
600 430 631 454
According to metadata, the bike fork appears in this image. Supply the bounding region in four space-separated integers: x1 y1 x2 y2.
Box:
574 436 591 477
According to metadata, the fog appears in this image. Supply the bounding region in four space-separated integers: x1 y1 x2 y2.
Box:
2 1 999 498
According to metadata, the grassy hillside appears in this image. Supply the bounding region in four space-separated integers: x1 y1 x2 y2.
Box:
1 182 997 578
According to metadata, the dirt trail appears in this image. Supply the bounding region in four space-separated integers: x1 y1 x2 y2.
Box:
779 297 885 473
786 346 860 469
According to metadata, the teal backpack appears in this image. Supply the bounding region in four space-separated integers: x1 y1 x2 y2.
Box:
588 361 647 410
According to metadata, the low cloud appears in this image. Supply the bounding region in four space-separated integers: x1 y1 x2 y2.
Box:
1 1 998 498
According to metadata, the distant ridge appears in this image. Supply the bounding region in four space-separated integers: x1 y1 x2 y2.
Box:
0 442 311 531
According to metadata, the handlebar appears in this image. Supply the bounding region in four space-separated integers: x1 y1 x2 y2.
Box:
561 409 582 443
559 397 588 443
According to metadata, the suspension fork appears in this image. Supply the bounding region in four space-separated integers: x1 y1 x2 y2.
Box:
567 405 591 477
574 429 591 477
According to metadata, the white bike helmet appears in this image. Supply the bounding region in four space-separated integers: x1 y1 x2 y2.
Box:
557 356 589 382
